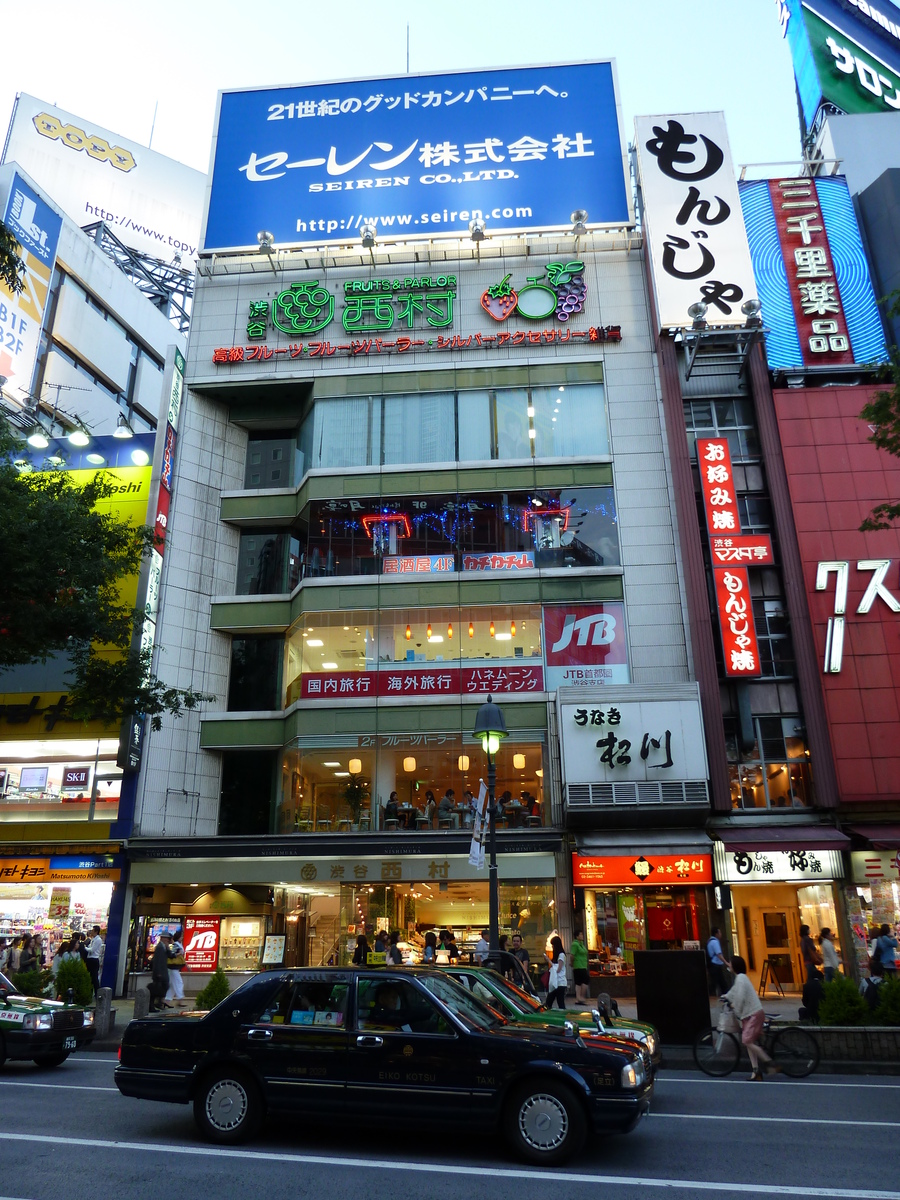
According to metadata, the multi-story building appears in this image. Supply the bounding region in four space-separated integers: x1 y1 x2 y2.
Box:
120 63 718 992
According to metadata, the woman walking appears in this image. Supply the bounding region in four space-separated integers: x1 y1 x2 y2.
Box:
545 936 568 1009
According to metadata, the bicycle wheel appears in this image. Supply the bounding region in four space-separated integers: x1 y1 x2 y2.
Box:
770 1026 819 1077
693 1028 740 1076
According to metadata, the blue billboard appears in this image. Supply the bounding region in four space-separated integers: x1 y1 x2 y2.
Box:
203 62 631 251
3 171 62 266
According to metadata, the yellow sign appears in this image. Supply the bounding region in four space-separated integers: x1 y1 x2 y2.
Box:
48 887 71 918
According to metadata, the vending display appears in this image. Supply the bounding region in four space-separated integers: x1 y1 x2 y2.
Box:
218 917 265 971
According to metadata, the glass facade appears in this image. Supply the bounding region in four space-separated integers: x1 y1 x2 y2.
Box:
298 381 609 471
279 733 548 834
725 716 812 809
0 738 122 823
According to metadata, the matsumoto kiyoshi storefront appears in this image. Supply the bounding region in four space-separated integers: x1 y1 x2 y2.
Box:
0 854 123 953
713 828 850 994
124 842 562 990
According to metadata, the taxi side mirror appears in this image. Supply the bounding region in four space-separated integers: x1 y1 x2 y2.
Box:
0 988 9 1006
591 1008 607 1033
67 988 75 1005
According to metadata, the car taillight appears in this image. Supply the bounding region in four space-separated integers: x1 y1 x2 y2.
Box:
117 1045 121 1061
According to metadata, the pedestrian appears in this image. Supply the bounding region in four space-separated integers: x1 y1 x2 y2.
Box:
446 930 460 961
165 928 186 1005
387 931 403 966
571 929 590 1005
374 929 387 955
8 936 22 974
51 938 71 977
706 926 730 996
352 933 370 965
511 933 531 972
799 969 824 1023
872 924 898 978
799 924 823 982
473 928 490 965
722 956 777 1081
545 936 568 1009
422 931 437 965
18 935 37 974
148 933 171 1012
861 962 886 1012
819 929 841 982
86 925 104 997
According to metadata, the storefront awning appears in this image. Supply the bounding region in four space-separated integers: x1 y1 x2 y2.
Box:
719 825 850 853
575 829 713 856
848 825 900 850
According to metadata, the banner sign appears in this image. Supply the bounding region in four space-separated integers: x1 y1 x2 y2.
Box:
48 887 72 919
204 62 632 250
383 554 455 574
183 918 221 970
572 852 712 887
739 176 886 369
559 693 708 784
542 603 629 690
0 857 120 882
301 664 544 700
710 534 774 566
468 781 489 869
714 843 844 883
2 94 205 262
0 172 63 401
634 111 757 330
696 438 764 677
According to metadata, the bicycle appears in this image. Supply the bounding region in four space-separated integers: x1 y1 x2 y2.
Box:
693 1000 820 1078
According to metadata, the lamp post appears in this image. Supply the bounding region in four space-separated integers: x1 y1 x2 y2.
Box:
473 694 507 953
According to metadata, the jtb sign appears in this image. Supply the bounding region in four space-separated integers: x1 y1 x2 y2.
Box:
204 62 632 250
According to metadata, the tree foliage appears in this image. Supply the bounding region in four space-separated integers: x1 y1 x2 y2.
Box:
860 292 900 531
0 413 213 729
55 957 94 1006
818 974 870 1026
0 219 25 297
195 967 231 1011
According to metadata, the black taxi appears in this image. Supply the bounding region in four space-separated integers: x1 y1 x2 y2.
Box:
115 966 652 1164
0 970 96 1066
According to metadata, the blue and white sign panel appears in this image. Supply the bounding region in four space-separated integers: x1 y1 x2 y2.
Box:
739 175 886 369
203 62 632 251
3 172 62 266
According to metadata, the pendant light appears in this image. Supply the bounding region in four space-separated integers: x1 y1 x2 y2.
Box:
468 621 474 638
489 619 495 638
447 622 453 639
511 619 516 636
406 623 411 640
427 622 432 639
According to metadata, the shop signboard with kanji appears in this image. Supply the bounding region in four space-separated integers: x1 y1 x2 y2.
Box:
301 663 544 701
183 917 221 970
558 686 708 785
851 849 900 882
572 853 712 887
696 438 764 678
204 62 632 250
776 0 900 131
633 111 757 330
739 176 886 369
714 843 844 883
542 603 629 690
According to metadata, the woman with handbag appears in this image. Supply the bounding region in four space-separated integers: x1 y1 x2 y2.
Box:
165 929 187 1006
545 936 568 1009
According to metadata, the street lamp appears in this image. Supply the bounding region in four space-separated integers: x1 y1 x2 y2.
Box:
473 694 507 952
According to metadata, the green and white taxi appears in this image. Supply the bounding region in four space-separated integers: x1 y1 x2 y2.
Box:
0 970 95 1067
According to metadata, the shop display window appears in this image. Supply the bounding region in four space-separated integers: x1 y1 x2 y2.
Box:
283 604 544 706
279 733 547 835
218 917 265 971
0 738 122 823
298 381 609 473
726 716 812 809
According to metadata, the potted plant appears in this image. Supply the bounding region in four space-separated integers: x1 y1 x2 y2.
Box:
342 774 370 829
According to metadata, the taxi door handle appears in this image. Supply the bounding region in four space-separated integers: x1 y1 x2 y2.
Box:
356 1035 383 1048
248 1028 273 1041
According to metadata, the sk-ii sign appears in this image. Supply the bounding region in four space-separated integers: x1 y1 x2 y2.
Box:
542 603 629 690
204 62 632 250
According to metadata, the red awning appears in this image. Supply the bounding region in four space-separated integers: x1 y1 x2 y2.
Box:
849 825 900 850
720 825 850 853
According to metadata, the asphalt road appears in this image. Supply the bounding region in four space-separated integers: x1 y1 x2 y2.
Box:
1 1053 898 1200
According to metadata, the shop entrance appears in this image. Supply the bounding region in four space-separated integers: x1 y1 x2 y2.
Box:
730 883 841 994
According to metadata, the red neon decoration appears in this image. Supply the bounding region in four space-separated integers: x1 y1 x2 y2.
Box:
522 506 570 534
360 512 412 539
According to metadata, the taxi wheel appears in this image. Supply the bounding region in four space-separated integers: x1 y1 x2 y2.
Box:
504 1079 587 1165
32 1052 69 1068
193 1069 262 1144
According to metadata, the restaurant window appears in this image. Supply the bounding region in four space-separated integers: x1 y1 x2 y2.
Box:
228 636 283 711
283 604 543 707
278 733 547 835
725 717 812 810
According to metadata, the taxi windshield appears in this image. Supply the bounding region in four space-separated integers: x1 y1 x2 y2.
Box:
0 971 14 992
418 973 507 1031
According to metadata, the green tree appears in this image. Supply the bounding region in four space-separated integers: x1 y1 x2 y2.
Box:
55 957 94 1006
0 413 212 728
860 292 900 531
0 219 25 297
195 967 231 1011
818 974 870 1026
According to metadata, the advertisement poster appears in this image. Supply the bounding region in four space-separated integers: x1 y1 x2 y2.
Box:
617 892 643 965
262 934 286 965
542 602 629 690
0 172 62 401
205 62 632 249
183 917 221 971
48 887 71 920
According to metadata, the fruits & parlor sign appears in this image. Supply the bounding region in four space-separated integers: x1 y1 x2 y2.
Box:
211 262 620 366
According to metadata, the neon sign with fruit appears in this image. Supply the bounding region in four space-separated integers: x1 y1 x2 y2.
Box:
480 261 586 322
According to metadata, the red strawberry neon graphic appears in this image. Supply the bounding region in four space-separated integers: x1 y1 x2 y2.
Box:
480 274 518 321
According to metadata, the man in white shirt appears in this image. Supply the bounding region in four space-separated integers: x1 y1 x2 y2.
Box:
86 925 104 997
474 929 490 965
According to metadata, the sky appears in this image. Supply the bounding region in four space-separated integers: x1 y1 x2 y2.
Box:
0 1 802 178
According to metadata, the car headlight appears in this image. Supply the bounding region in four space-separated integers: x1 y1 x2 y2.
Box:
23 1013 54 1031
645 1033 657 1057
621 1059 645 1089
83 1010 95 1027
